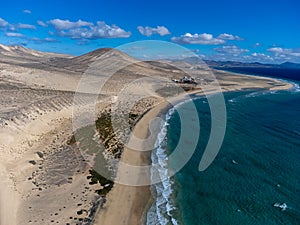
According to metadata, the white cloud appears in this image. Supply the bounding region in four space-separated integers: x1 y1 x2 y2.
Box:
49 19 93 30
8 24 17 31
31 37 59 44
0 18 8 27
171 33 225 45
0 19 35 31
23 9 32 14
5 32 24 37
290 52 300 57
37 20 48 27
248 53 274 62
18 23 36 29
267 47 300 59
267 47 287 54
205 51 274 63
137 26 170 36
217 33 242 41
214 45 249 56
48 19 131 39
6 23 36 30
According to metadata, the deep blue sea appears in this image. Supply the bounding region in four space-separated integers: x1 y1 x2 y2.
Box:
217 67 300 82
147 69 300 225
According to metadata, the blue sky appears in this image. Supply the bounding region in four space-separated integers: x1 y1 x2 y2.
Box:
0 0 300 63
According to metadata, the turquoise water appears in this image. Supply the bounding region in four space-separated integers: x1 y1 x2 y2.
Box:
148 83 300 224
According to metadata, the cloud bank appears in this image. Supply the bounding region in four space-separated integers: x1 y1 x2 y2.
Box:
23 10 32 14
171 32 244 45
217 33 243 41
48 19 131 39
5 32 24 37
137 26 170 36
17 23 36 30
214 45 249 55
0 18 8 27
242 53 274 63
267 47 300 62
171 33 225 45
37 20 48 27
30 37 59 44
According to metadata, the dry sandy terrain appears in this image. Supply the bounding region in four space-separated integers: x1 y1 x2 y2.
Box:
0 65 104 225
0 44 293 225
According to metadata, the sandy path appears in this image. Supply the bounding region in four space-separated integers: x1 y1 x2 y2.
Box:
0 164 19 225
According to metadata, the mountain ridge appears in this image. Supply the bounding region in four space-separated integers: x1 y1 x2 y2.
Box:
204 59 300 69
1 43 300 69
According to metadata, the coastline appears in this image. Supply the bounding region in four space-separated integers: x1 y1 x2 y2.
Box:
214 69 294 91
0 44 298 225
93 74 294 225
0 55 294 225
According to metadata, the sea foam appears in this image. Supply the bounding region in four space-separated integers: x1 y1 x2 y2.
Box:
146 106 179 225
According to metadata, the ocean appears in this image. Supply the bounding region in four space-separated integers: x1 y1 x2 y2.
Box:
147 69 300 225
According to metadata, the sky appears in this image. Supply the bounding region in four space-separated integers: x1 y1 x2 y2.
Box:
0 0 300 63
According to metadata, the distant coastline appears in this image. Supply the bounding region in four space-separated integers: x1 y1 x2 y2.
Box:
213 66 300 83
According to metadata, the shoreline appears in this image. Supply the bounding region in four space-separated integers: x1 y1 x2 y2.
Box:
0 55 295 224
0 45 298 225
93 75 295 225
214 69 294 91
